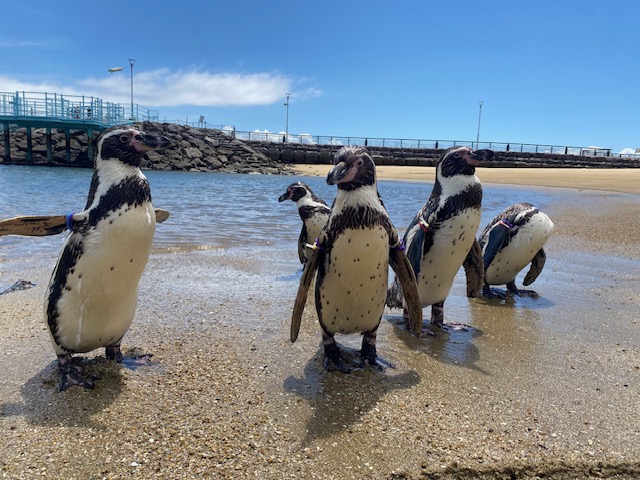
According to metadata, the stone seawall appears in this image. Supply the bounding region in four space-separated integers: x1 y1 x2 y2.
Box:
0 122 291 175
1 122 638 171
246 140 640 168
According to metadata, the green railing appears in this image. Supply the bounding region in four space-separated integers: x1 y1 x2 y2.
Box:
0 91 159 128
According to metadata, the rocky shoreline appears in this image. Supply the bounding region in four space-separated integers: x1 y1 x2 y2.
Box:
0 122 292 175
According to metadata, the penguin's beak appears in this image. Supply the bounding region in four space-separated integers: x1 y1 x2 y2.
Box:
278 191 291 202
327 161 357 185
466 149 495 166
131 133 173 152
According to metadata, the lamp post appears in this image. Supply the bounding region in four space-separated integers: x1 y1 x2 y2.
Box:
284 93 290 143
128 59 136 121
476 101 483 149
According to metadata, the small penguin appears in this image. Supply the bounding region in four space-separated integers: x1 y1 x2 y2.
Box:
387 146 494 331
479 202 554 297
278 182 331 264
290 146 422 372
44 126 172 390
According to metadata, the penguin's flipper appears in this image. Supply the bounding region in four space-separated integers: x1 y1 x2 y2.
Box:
0 208 169 237
463 239 485 298
523 248 546 286
482 222 511 269
0 214 75 237
154 208 170 223
389 246 423 336
297 225 308 264
405 223 425 277
0 215 68 236
291 247 320 342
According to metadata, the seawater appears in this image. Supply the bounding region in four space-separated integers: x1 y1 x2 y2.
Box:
0 164 557 266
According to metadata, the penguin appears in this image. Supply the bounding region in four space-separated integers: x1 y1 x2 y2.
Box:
387 146 494 332
290 146 422 372
478 202 554 298
278 182 331 264
44 126 172 390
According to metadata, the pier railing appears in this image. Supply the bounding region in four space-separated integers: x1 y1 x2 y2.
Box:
165 120 635 159
230 131 620 158
0 91 159 128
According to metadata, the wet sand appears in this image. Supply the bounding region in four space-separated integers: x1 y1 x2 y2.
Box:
1 167 639 479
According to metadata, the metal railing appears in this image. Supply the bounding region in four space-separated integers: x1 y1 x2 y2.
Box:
169 123 637 158
0 91 159 127
228 130 631 158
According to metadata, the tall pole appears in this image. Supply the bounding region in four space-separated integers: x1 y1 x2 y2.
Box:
284 93 290 142
128 59 136 120
476 101 483 149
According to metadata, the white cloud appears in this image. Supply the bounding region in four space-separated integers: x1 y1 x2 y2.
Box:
618 147 639 156
0 75 64 94
0 68 308 108
83 69 292 107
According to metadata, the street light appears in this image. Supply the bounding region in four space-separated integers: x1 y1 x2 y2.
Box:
284 93 290 142
476 101 483 149
128 59 136 121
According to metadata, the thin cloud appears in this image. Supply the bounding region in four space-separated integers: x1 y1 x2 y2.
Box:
0 75 64 93
0 40 45 48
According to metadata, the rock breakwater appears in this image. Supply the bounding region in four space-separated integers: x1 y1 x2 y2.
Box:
0 122 292 175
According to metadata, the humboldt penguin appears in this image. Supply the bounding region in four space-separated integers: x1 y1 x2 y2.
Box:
387 146 494 331
290 146 422 372
44 126 172 390
479 202 554 297
278 182 331 264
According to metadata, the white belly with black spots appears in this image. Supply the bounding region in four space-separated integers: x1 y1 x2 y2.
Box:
416 208 480 306
47 202 156 354
485 213 554 285
305 214 327 244
318 226 389 335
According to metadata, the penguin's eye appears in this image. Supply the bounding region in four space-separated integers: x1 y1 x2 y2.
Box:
119 134 130 143
453 153 461 159
354 158 364 167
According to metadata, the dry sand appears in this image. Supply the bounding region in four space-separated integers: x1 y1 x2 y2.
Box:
1 167 639 479
293 165 640 195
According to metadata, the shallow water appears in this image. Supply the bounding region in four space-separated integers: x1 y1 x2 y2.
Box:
0 164 558 268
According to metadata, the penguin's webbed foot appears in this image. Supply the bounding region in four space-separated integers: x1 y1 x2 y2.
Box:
105 346 153 370
361 355 395 371
428 301 468 334
323 341 352 373
58 356 97 392
482 286 507 299
512 288 539 297
105 345 123 362
440 322 469 332
507 282 539 297
360 337 395 371
120 354 154 370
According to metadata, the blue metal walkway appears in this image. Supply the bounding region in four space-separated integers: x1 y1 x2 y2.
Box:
0 91 158 130
0 91 160 163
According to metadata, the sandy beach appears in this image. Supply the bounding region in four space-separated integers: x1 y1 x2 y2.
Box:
1 166 639 479
293 165 640 195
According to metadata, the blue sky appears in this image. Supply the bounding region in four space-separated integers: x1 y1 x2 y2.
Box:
1 0 638 153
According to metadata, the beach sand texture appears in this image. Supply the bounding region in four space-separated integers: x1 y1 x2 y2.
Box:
1 166 639 479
